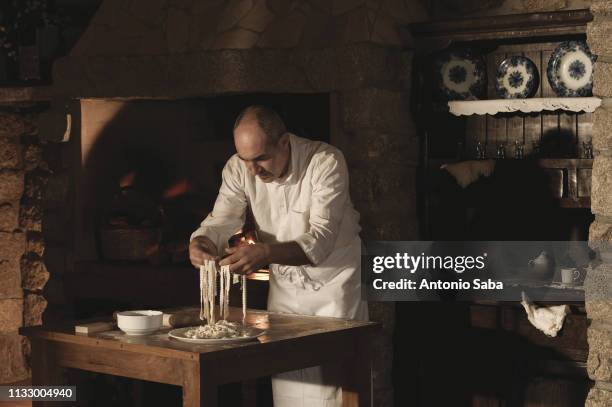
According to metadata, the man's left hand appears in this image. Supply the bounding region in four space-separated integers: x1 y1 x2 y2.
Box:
219 243 270 275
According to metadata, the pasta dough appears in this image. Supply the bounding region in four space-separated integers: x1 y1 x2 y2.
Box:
184 320 247 339
196 259 248 339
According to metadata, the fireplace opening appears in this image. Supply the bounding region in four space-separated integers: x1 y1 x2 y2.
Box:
68 93 330 317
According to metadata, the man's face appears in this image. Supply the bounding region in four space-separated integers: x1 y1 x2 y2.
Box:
234 120 290 183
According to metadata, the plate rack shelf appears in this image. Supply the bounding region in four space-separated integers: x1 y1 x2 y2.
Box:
410 9 596 218
448 97 601 116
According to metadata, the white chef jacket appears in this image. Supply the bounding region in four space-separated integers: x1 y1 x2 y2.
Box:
190 133 368 406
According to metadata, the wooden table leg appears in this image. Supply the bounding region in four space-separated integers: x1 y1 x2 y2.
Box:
241 379 258 407
342 337 372 407
30 338 66 407
182 361 218 407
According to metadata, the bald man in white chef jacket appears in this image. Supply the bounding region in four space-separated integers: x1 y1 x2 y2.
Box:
189 105 368 407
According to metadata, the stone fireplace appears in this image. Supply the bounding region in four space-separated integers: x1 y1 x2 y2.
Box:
4 0 426 405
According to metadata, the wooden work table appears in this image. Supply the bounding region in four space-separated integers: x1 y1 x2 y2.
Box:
20 307 380 407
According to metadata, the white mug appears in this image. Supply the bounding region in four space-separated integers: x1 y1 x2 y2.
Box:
561 268 581 284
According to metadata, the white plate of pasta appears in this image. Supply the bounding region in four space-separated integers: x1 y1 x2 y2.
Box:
168 321 265 344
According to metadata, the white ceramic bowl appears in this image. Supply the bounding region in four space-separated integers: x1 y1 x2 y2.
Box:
116 310 163 336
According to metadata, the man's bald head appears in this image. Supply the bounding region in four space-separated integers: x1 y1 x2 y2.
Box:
233 106 291 182
233 106 287 146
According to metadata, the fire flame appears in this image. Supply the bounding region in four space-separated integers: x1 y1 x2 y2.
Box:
119 171 136 188
163 179 192 199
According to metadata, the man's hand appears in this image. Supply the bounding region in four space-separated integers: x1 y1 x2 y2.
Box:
189 236 219 268
219 243 270 275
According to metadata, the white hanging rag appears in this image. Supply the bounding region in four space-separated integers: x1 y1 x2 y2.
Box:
521 292 570 337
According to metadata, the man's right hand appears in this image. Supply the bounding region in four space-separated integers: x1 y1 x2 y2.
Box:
189 236 219 268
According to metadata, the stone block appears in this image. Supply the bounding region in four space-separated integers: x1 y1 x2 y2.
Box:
302 12 344 49
0 299 22 332
592 0 612 17
586 386 612 407
23 144 43 171
594 62 612 97
0 112 35 139
371 12 402 46
585 263 612 302
0 229 25 253
0 171 24 201
0 202 19 232
212 29 259 50
341 88 414 132
21 254 49 291
0 334 29 383
24 170 49 202
26 231 44 257
343 6 370 43
587 324 612 381
591 156 612 217
19 201 42 232
265 0 298 15
217 0 254 32
0 231 25 276
0 243 21 299
257 10 307 48
24 294 47 327
238 0 274 32
587 300 612 321
593 105 612 151
0 138 22 169
332 0 365 15
588 19 612 58
589 218 612 248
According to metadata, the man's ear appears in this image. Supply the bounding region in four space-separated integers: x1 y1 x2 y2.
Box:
279 132 290 149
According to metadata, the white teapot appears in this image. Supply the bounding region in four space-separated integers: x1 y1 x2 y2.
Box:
528 251 555 279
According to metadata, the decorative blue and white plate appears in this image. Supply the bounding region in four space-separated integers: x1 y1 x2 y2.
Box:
547 41 596 97
434 50 486 100
495 56 539 99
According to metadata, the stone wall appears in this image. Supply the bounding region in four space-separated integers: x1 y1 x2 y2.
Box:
68 0 428 55
586 0 612 405
0 105 49 384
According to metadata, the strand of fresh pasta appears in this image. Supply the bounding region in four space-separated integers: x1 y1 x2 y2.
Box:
241 275 247 323
219 265 223 320
199 265 206 321
221 265 231 319
199 260 247 326
208 259 216 325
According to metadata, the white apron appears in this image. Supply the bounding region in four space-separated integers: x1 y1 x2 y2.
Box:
269 236 368 407
191 134 368 407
